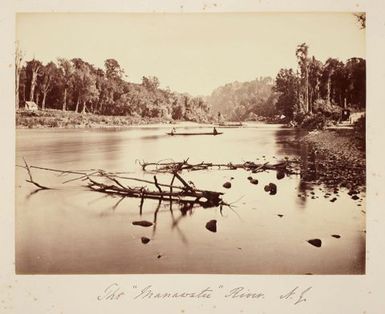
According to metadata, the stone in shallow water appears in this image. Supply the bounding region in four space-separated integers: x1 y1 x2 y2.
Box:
205 220 217 233
249 179 259 185
331 234 341 239
268 183 277 195
351 195 360 200
223 182 231 189
277 214 284 218
132 220 153 227
307 239 322 248
264 185 270 192
141 237 151 244
276 171 285 180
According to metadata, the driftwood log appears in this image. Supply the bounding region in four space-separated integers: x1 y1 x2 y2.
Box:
140 159 298 174
18 162 225 208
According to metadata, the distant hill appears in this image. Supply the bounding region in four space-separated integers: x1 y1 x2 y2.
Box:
206 77 278 121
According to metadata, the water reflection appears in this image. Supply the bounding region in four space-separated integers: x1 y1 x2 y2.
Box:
275 127 366 196
16 125 366 274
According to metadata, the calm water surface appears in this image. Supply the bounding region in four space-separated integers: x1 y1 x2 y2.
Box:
15 123 365 274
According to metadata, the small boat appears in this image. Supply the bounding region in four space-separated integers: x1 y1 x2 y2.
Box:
167 132 223 136
218 122 243 128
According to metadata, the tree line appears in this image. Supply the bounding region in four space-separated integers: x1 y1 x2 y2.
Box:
207 77 278 121
206 45 365 123
274 43 366 121
15 45 365 125
15 55 211 122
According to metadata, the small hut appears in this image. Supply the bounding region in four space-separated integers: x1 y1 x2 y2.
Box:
25 101 38 111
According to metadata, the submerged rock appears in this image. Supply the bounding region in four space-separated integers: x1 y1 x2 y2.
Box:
331 234 341 239
132 220 153 227
205 219 217 233
264 183 277 195
141 237 151 244
268 183 277 195
276 171 285 180
249 179 259 185
307 238 322 248
223 182 231 189
277 214 284 218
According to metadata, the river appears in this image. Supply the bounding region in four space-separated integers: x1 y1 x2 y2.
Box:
15 122 366 274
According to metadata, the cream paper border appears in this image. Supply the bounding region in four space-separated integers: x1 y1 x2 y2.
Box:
1 0 385 313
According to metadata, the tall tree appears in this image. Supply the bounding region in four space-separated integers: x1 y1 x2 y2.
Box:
104 58 124 80
142 76 160 91
296 43 310 113
40 62 59 109
345 57 365 108
308 56 323 108
26 59 43 103
58 58 74 111
274 68 298 119
15 43 24 109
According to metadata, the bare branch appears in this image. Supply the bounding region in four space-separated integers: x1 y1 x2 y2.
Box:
22 158 51 190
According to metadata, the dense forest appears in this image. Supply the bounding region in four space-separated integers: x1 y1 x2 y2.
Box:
205 46 365 124
274 43 365 123
207 49 366 126
15 26 365 128
15 56 212 123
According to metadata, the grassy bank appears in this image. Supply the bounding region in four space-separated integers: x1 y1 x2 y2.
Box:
16 109 175 128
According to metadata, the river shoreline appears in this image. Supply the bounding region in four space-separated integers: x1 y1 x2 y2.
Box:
298 128 366 192
16 109 366 188
301 129 365 164
15 109 179 129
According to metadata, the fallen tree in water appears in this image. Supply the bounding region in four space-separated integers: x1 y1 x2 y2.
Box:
18 161 225 208
140 159 298 175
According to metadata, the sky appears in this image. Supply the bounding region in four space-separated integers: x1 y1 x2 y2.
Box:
16 13 365 96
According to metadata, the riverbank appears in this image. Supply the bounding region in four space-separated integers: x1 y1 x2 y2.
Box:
16 109 179 129
302 129 365 162
299 128 366 192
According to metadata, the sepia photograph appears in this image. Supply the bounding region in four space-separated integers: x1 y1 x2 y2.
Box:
15 12 366 275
